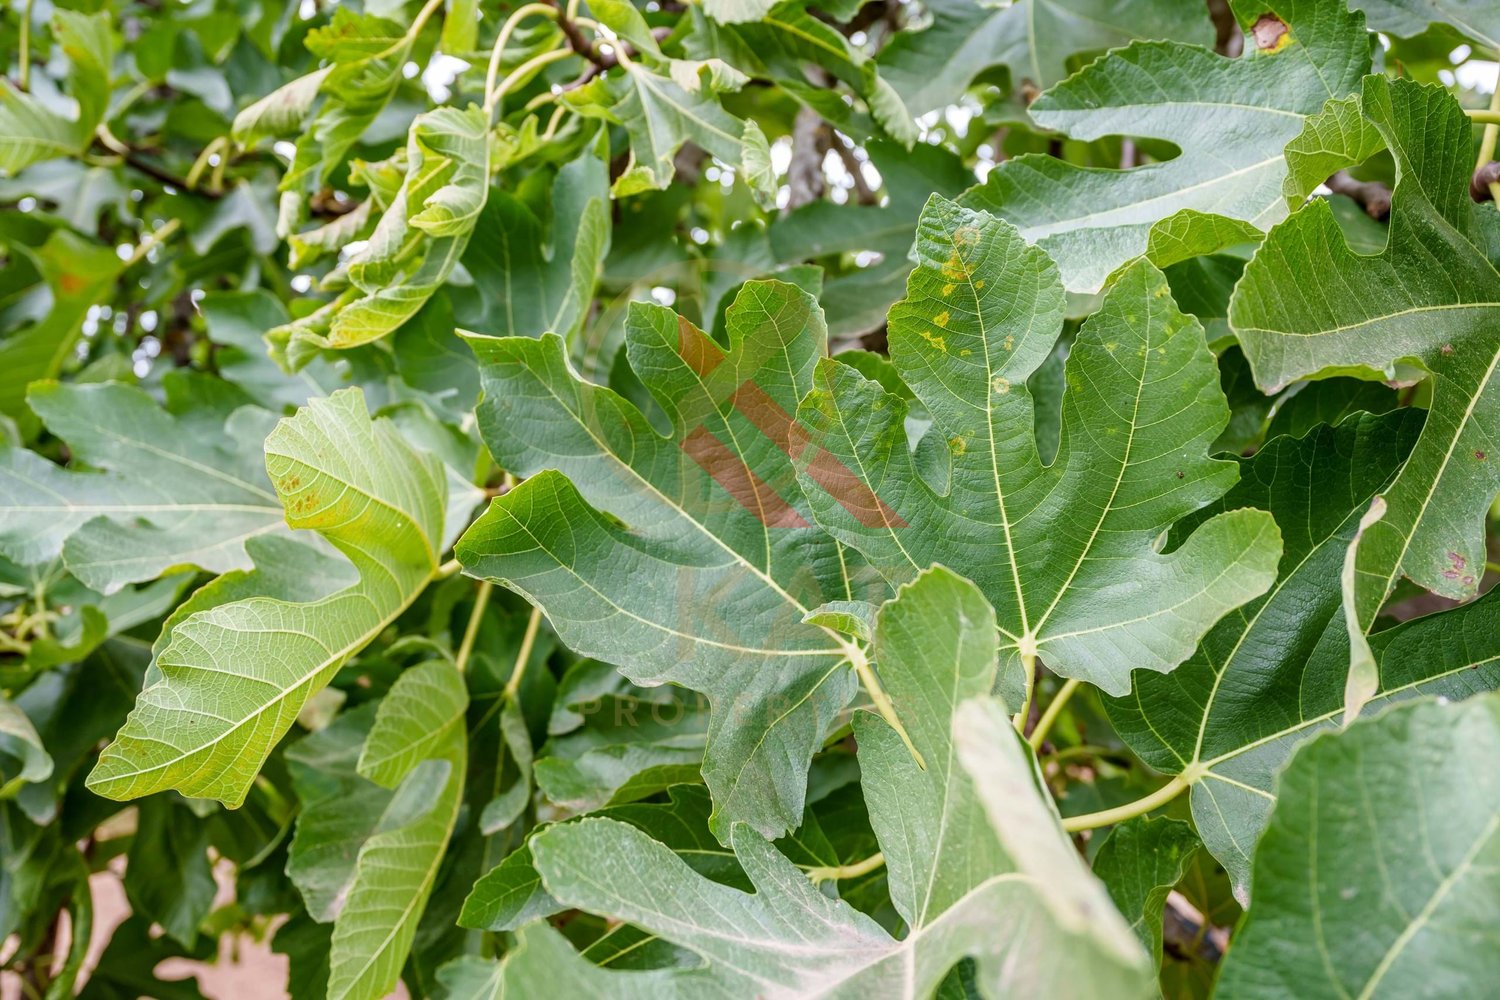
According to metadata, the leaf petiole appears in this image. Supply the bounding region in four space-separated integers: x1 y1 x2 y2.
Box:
846 641 926 770
455 580 493 673
504 604 544 699
1059 770 1195 833
805 852 885 884
1027 677 1080 751
482 2 562 117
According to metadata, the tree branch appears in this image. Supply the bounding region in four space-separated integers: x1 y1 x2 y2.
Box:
1326 169 1391 219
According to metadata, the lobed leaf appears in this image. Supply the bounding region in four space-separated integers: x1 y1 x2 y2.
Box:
795 196 1282 697
960 0 1370 293
1216 693 1500 998
87 388 450 806
456 280 888 839
0 381 286 592
1232 77 1500 648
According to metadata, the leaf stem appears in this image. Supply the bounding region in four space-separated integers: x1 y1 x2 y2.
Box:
1465 108 1500 125
806 851 885 883
1041 743 1122 766
455 580 492 673
504 604 543 699
18 0 34 91
185 136 227 192
482 2 561 117
486 47 574 116
846 642 926 770
538 103 570 142
1012 649 1037 733
125 218 181 267
1027 677 1080 750
437 557 463 577
408 0 449 41
1476 70 1500 204
1060 772 1192 833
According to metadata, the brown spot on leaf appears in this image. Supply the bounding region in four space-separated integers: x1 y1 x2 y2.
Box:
1176 471 1185 479
1477 450 1487 460
1441 343 1455 356
1251 14 1290 52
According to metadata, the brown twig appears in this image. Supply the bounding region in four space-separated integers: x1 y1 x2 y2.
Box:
1326 169 1392 219
1472 161 1500 202
552 0 608 67
310 188 360 217
113 145 222 198
787 106 829 209
1206 0 1244 57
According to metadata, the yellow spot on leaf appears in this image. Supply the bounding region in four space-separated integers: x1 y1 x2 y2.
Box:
941 250 969 281
934 310 950 328
991 375 1010 394
948 435 967 456
920 330 948 352
942 284 955 296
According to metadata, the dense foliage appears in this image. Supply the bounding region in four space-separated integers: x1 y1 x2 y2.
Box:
3 0 1500 996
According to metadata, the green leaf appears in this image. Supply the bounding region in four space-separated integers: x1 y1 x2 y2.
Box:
0 381 286 591
532 686 707 813
461 783 799 933
1092 817 1201 968
701 0 777 25
1103 409 1500 898
86 388 450 806
357 660 468 789
440 0 478 57
1263 377 1397 442
0 11 114 175
469 568 1151 997
269 106 492 369
959 0 1369 292
0 696 52 795
122 797 217 948
1231 77 1500 639
684 3 916 146
562 62 776 206
1350 0 1499 49
0 229 122 417
287 706 392 923
453 145 610 341
456 280 887 840
795 197 1281 697
230 67 333 146
1215 693 1500 999
279 9 415 192
1281 94 1386 207
327 674 467 1000
877 0 1213 116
